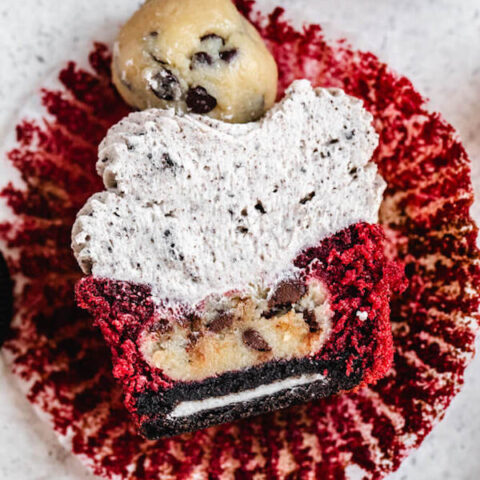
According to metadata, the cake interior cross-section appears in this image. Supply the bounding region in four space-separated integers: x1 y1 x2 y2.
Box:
73 81 406 438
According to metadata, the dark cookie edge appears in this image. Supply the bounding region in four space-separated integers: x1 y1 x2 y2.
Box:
136 350 365 439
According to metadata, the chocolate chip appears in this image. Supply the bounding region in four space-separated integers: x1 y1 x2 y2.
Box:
219 49 238 63
254 201 266 214
191 51 213 68
328 138 339 145
303 309 320 332
186 86 217 114
149 31 158 37
242 329 271 352
207 312 234 333
236 226 249 234
200 33 225 45
299 192 316 205
268 279 306 309
241 207 248 217
150 68 181 101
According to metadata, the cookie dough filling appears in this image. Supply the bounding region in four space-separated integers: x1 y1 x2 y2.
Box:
141 278 332 381
112 0 278 122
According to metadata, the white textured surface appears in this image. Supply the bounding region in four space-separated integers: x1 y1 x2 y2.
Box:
1 1 480 479
72 81 380 305
170 373 325 418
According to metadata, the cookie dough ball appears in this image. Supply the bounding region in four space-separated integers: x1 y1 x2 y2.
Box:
112 0 278 123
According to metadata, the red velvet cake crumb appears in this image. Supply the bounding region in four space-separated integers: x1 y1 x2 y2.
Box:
0 1 479 478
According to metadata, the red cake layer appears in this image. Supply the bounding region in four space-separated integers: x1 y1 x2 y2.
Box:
75 222 405 428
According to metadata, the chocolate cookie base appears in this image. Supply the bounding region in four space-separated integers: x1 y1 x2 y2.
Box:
136 352 363 439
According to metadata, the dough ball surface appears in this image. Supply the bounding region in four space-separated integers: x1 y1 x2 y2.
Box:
113 0 278 123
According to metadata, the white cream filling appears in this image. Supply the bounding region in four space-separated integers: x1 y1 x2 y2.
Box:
169 373 325 418
72 80 383 305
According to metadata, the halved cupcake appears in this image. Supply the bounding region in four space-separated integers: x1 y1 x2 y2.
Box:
72 80 405 438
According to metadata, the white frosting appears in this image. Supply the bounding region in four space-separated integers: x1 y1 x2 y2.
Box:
72 80 383 305
169 373 325 418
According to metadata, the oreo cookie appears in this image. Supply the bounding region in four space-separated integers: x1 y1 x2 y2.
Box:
0 253 13 346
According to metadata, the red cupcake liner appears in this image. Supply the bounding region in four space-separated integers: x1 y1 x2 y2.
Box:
1 2 479 479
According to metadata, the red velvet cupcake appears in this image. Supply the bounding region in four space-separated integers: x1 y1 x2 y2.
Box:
71 78 404 438
0 1 478 478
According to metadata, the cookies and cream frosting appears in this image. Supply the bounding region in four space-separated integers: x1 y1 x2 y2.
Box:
72 80 383 306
